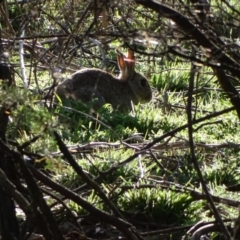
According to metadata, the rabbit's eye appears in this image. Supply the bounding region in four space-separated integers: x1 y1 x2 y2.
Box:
140 79 146 87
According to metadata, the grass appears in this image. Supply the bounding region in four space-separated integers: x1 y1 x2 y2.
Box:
8 59 240 233
3 1 240 236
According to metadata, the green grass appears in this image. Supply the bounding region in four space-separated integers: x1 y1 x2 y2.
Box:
4 1 240 236
8 59 240 231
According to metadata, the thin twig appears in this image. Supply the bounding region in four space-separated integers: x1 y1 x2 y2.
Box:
186 62 230 238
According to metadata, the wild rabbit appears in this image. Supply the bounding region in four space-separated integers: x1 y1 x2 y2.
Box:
55 49 152 111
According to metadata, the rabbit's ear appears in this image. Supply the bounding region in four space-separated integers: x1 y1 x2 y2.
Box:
117 54 126 71
125 49 135 75
117 53 128 80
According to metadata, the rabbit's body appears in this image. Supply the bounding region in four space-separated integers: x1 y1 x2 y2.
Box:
55 50 152 111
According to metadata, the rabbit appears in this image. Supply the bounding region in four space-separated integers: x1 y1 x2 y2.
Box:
55 49 152 112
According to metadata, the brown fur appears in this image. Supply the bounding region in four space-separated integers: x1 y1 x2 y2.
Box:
55 49 152 111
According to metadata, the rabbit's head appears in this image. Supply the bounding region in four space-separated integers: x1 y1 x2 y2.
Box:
117 49 152 104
